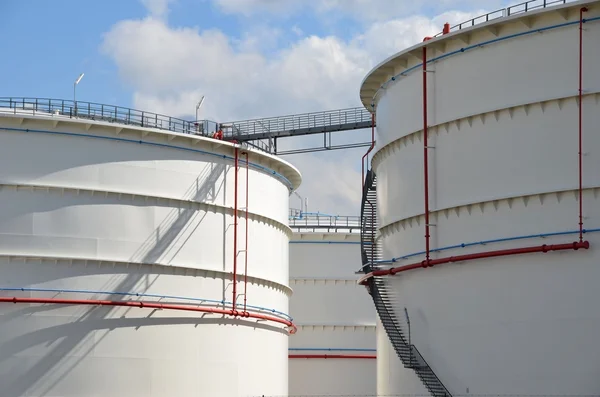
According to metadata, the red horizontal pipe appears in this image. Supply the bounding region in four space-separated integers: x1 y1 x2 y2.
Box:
289 354 376 359
360 241 589 284
0 296 297 334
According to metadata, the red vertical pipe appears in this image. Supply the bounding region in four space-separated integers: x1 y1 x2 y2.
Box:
233 147 239 314
422 45 431 264
578 7 588 243
243 151 249 314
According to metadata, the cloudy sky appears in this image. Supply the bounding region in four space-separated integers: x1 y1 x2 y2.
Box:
2 0 517 215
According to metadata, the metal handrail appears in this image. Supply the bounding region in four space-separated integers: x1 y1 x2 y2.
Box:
289 210 361 229
433 0 570 37
0 97 372 154
223 107 373 139
360 171 451 397
0 96 220 138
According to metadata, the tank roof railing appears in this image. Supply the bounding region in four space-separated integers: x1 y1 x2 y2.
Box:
0 97 362 154
0 96 223 136
0 97 279 152
289 209 361 232
433 0 571 38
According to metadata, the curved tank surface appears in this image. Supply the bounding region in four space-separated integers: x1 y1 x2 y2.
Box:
360 0 600 395
0 99 301 397
288 213 376 396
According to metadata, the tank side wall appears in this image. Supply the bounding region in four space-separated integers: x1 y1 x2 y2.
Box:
373 10 600 153
289 233 376 396
373 6 600 395
0 258 289 397
0 119 291 226
0 117 295 397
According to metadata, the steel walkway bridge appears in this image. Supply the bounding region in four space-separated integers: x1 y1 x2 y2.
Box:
221 107 374 155
0 98 374 155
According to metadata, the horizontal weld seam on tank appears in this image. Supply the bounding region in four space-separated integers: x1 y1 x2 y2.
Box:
288 354 376 359
375 228 600 264
0 296 296 331
0 126 293 190
0 253 293 296
371 92 599 168
379 185 600 235
0 182 292 237
369 16 600 108
0 287 292 321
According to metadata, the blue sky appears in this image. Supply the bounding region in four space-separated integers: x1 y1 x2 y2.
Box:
0 0 365 110
0 0 510 116
0 0 517 214
2 1 136 105
2 0 239 107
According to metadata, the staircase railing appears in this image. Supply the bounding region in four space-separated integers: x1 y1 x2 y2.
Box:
360 170 452 397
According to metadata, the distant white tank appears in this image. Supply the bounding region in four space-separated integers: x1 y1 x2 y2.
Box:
288 213 376 395
359 0 600 395
0 98 301 397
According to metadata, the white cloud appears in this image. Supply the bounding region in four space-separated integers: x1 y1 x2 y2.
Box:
140 0 176 19
101 2 490 215
213 0 302 17
286 149 365 215
291 25 303 37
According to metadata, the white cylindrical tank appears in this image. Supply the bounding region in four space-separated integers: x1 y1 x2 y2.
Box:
288 215 376 396
360 0 600 395
0 99 301 397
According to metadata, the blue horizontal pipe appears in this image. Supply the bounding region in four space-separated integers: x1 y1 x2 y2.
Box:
289 348 376 352
0 286 292 321
0 127 293 190
375 228 600 265
372 16 600 106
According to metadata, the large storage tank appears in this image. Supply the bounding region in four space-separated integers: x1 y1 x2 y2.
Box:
288 213 376 395
359 0 600 395
0 98 301 397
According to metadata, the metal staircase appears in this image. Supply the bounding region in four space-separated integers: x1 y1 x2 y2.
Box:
360 170 452 397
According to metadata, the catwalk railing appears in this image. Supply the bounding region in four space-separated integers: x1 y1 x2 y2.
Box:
289 210 361 232
0 97 219 137
432 0 572 37
0 97 373 155
360 170 451 397
223 107 373 141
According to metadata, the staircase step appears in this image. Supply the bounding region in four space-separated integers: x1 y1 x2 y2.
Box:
361 171 451 397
